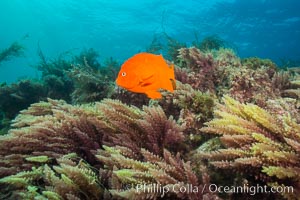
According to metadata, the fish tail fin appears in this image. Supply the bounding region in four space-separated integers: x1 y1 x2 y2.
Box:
167 63 174 77
170 79 176 90
167 63 176 91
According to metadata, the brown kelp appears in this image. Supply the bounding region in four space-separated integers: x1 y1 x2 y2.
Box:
0 99 191 198
68 61 114 104
0 41 24 64
0 154 104 200
0 80 46 135
0 48 119 134
35 47 119 103
97 146 219 200
193 35 227 52
1 97 184 177
146 33 186 62
177 47 293 107
177 47 216 93
198 95 300 199
0 97 219 199
158 82 215 150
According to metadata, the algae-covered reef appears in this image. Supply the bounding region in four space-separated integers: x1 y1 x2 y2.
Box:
0 36 300 199
0 47 119 135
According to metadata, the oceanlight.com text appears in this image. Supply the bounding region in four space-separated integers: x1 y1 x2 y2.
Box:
135 183 293 197
209 183 293 196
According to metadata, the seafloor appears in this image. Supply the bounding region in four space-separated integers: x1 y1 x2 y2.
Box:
0 36 299 200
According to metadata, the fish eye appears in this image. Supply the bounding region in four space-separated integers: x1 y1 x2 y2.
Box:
121 72 126 76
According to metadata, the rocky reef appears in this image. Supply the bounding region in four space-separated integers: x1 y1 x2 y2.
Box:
0 45 119 135
0 37 299 200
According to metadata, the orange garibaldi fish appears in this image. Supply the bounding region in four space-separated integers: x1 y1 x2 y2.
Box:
116 52 176 99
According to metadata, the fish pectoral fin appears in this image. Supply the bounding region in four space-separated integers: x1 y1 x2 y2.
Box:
139 74 155 87
145 90 162 99
140 82 152 87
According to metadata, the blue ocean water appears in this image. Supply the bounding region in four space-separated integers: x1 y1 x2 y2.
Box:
0 0 299 83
